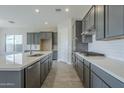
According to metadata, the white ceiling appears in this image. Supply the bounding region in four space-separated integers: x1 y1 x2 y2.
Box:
0 5 91 30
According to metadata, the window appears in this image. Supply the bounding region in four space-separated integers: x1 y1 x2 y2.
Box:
6 35 23 53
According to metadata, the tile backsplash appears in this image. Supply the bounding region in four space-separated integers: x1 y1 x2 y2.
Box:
88 34 124 61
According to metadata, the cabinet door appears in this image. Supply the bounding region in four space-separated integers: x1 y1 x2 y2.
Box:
46 32 52 39
27 33 34 44
78 60 83 83
25 62 40 88
91 72 103 88
85 15 90 31
34 33 40 44
83 65 90 88
0 71 24 88
91 72 110 88
105 5 124 37
89 6 95 29
41 62 45 84
82 19 85 33
95 5 105 40
40 32 52 39
102 82 110 88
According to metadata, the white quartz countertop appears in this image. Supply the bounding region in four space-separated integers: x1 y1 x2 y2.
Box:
75 52 124 83
0 51 52 71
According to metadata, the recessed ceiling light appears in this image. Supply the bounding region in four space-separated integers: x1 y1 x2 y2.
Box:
35 9 40 13
65 8 69 12
44 22 48 25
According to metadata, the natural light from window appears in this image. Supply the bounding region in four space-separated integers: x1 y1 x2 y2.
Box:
6 35 23 53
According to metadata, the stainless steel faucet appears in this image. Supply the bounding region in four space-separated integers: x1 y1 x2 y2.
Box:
29 44 33 55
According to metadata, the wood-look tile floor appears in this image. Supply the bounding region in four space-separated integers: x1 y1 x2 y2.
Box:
41 61 83 88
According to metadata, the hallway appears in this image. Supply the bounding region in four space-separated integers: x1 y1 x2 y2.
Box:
41 61 83 88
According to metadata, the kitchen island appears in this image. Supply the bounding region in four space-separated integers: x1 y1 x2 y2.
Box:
0 51 53 88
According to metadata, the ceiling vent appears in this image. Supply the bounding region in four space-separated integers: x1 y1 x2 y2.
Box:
55 8 62 12
8 21 15 24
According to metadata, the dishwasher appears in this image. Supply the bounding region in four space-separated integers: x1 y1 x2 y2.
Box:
25 61 40 88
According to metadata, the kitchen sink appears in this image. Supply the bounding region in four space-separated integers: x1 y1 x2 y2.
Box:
28 54 44 57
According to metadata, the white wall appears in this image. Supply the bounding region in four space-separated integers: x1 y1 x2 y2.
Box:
89 34 124 61
57 19 72 64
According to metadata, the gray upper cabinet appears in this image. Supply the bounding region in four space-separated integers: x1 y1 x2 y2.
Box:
40 32 46 39
95 5 124 40
85 14 90 31
95 5 105 40
105 5 124 38
40 32 52 39
84 6 95 31
90 7 95 29
27 33 34 44
27 32 52 45
27 32 40 44
81 6 94 43
34 32 41 44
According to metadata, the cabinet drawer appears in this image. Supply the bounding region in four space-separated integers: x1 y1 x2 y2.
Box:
91 64 124 88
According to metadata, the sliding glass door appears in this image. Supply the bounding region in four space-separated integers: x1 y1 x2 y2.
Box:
6 35 23 54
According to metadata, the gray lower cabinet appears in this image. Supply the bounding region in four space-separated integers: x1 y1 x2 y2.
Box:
91 72 103 88
40 53 53 85
0 53 53 88
52 50 57 60
40 61 45 84
91 72 110 88
25 61 40 88
73 53 124 88
83 63 90 88
0 70 24 88
78 60 83 83
91 64 124 88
